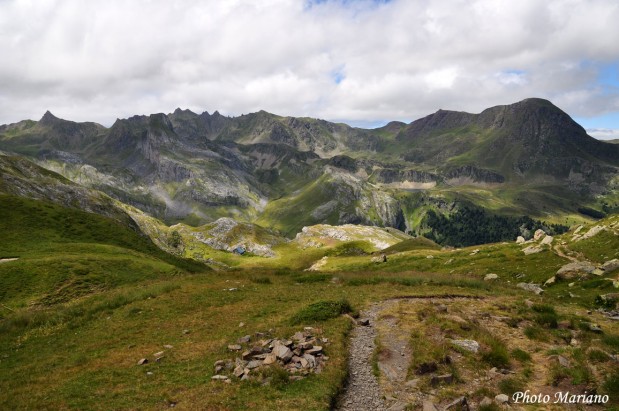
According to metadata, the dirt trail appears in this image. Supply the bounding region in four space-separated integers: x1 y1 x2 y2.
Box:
338 302 387 410
337 296 484 410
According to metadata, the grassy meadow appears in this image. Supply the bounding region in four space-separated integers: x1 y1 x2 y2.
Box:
1 194 619 410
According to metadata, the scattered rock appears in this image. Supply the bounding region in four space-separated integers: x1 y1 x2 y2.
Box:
589 323 603 333
262 353 277 365
495 394 509 404
182 329 190 335
480 397 493 407
238 322 245 328
357 318 370 326
540 235 553 245
137 358 148 365
430 373 453 386
533 229 546 241
238 335 251 344
576 225 605 241
450 339 479 353
273 344 294 363
246 360 262 369
307 256 329 271
556 262 596 280
517 282 544 295
484 273 499 281
228 344 242 351
522 245 543 255
592 268 605 276
470 249 480 255
601 259 619 273
544 276 556 286
516 236 525 244
371 254 388 263
211 375 230 381
233 365 245 378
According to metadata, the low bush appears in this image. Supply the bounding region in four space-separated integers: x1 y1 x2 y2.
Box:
290 299 353 324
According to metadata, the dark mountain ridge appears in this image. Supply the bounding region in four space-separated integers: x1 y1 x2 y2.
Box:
1 98 617 233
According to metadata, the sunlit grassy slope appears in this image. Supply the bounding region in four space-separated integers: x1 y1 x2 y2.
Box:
1 193 618 410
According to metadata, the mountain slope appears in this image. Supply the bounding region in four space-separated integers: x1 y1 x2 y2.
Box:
1 98 617 234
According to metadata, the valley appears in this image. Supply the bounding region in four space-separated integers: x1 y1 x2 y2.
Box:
0 98 618 410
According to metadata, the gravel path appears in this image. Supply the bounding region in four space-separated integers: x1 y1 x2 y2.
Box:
337 304 387 411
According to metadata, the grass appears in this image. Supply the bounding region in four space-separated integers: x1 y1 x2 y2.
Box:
2 194 619 410
290 299 354 325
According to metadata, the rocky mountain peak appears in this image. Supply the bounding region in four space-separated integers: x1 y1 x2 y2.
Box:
39 110 61 126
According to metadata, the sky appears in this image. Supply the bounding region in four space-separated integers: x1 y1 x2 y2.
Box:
1 0 619 140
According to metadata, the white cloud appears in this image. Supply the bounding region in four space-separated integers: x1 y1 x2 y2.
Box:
0 0 618 127
587 128 619 140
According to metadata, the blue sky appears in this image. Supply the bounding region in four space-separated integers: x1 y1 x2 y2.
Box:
0 0 618 139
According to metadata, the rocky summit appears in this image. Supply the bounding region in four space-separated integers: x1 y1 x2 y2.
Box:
1 98 618 239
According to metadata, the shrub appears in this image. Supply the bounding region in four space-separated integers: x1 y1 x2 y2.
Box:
498 377 525 397
481 337 510 369
290 299 353 324
511 348 531 362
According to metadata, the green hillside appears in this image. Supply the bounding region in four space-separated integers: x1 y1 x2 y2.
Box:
0 195 205 307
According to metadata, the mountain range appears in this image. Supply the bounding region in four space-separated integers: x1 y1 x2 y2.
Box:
1 98 618 239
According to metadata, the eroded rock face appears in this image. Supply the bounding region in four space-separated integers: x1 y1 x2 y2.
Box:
295 224 410 251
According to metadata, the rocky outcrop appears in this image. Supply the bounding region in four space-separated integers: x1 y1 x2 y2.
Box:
295 224 410 251
444 165 505 184
189 218 286 257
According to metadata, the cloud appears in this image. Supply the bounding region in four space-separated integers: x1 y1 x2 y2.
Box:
0 0 619 127
587 128 619 140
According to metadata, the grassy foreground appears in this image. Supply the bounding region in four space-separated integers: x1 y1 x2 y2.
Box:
1 195 618 410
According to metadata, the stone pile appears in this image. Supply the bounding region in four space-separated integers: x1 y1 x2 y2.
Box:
212 328 329 383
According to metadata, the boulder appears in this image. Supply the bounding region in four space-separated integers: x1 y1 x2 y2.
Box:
522 245 543 255
517 283 544 295
556 261 596 280
495 394 509 404
484 273 498 281
450 339 479 353
533 229 546 241
228 344 242 351
516 236 525 244
540 235 553 245
237 335 251 344
602 259 619 273
137 358 148 365
430 374 454 386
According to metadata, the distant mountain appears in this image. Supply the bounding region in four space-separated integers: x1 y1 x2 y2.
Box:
1 98 617 235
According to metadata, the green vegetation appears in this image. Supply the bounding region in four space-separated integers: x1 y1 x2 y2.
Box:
1 184 618 410
424 206 568 247
290 299 354 325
